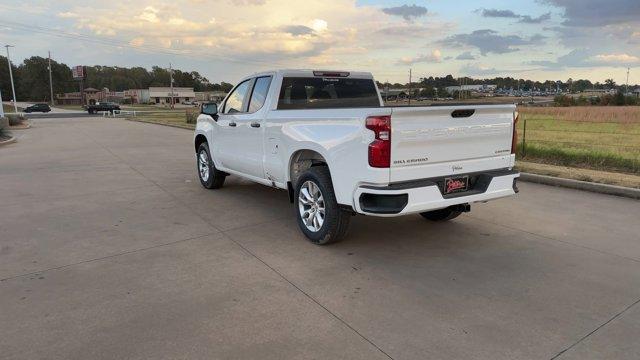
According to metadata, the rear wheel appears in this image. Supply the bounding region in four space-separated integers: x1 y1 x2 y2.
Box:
420 207 462 221
197 142 226 189
294 166 350 245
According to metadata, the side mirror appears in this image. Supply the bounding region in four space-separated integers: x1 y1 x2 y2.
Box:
201 102 218 118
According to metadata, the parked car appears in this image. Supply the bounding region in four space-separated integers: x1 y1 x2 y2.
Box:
23 103 51 113
194 69 520 244
86 102 121 114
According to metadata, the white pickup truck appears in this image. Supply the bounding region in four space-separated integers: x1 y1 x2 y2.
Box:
194 69 519 244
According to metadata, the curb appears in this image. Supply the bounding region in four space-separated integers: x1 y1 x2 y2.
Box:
0 136 17 147
124 118 195 131
9 123 31 130
520 172 640 200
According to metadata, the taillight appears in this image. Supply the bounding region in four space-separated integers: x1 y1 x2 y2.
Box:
366 115 391 168
511 111 519 154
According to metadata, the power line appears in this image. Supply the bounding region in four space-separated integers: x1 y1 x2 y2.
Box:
0 18 292 68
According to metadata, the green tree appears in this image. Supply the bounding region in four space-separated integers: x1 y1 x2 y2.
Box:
0 55 20 101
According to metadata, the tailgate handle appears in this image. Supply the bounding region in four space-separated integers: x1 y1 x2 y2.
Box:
451 109 475 118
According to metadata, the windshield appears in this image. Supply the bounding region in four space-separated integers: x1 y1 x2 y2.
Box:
277 77 380 110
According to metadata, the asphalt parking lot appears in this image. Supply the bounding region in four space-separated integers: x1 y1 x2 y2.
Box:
1 117 639 360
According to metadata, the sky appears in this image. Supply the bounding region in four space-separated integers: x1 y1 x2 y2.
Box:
0 0 638 85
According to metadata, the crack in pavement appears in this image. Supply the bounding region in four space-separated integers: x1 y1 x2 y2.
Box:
466 214 640 264
75 125 396 360
550 296 640 359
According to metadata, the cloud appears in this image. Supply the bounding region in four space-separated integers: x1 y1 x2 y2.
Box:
398 50 442 65
518 13 551 24
455 51 475 60
441 29 546 55
592 53 640 64
375 24 439 37
479 9 519 18
478 8 551 23
57 11 79 18
528 49 640 69
281 25 315 36
541 0 640 26
381 4 428 21
460 63 500 76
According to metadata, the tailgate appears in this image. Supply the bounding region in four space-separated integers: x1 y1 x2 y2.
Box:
389 105 515 181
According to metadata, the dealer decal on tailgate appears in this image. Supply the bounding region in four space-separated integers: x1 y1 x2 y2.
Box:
444 176 469 194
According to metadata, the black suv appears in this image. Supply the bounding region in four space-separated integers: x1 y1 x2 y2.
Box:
24 103 52 113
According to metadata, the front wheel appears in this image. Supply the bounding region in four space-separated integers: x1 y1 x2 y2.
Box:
294 166 350 245
197 142 226 189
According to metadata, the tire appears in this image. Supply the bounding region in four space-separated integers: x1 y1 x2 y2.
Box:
197 142 226 189
420 207 462 221
294 166 351 245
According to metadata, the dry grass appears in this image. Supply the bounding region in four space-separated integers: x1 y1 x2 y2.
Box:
520 106 640 124
516 106 640 174
125 109 196 130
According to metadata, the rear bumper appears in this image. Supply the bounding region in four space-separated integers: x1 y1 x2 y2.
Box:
354 169 519 216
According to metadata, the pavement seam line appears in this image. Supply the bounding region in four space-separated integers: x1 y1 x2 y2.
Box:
550 296 640 359
217 232 395 360
0 233 214 282
466 214 640 264
77 125 393 358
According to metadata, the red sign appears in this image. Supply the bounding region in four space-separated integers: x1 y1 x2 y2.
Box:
72 66 85 80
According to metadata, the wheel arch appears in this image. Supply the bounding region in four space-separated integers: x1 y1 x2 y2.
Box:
287 149 332 202
194 133 208 153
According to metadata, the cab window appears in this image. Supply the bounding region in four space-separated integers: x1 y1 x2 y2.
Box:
223 79 252 114
248 76 272 113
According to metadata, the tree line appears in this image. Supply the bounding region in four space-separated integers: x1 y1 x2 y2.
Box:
0 55 234 102
377 75 636 97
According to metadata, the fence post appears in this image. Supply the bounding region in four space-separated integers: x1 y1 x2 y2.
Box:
522 118 527 157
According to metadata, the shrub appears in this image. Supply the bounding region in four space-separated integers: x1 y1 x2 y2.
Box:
7 114 26 126
185 109 198 124
0 117 9 138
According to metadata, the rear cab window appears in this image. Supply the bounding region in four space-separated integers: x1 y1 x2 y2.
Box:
277 76 380 110
248 76 272 113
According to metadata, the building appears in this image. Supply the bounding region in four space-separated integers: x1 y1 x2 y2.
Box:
445 84 497 94
633 88 640 98
56 87 131 105
125 89 150 104
57 87 197 105
149 87 196 104
195 91 227 103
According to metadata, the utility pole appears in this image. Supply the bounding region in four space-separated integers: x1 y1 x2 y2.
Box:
48 51 54 105
408 68 412 106
626 67 630 95
169 62 174 109
5 45 18 113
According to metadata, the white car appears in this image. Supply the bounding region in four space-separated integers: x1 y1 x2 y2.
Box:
194 70 519 244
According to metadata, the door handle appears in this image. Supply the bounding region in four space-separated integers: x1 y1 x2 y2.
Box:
229 122 237 127
250 122 261 128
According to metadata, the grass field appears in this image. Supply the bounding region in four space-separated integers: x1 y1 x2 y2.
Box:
517 106 640 174
126 109 197 130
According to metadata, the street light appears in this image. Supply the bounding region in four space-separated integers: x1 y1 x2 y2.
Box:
4 45 18 113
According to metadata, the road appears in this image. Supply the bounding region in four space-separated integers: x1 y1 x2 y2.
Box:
1 117 639 360
3 101 81 113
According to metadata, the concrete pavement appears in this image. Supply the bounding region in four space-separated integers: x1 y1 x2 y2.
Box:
1 117 639 359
